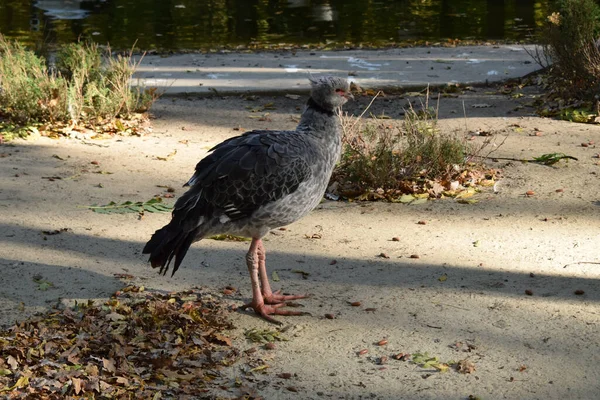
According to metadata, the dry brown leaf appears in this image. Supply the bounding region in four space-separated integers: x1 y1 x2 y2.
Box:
72 377 83 394
102 358 117 374
456 359 476 374
210 333 232 346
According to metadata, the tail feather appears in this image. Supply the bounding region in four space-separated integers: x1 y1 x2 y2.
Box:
142 223 199 276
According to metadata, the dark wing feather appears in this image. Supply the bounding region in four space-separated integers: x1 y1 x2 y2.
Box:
143 130 312 277
183 130 312 221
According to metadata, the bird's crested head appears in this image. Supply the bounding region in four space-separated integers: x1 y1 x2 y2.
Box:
308 76 352 111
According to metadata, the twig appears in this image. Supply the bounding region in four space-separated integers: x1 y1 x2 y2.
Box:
475 156 529 162
481 134 509 158
336 90 382 154
563 261 600 268
432 302 470 311
474 154 578 164
349 90 382 132
462 100 468 133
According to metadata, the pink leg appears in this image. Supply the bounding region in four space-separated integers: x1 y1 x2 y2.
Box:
240 238 309 324
256 239 309 304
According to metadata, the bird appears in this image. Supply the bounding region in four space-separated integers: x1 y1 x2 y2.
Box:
143 76 351 324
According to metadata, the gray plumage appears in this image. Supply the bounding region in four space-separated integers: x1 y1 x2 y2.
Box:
143 76 350 322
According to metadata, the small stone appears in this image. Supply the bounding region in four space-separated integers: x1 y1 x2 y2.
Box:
265 342 276 350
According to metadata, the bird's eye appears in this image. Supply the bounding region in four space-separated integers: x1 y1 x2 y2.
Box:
335 89 345 95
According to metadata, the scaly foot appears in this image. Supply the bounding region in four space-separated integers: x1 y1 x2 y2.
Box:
263 290 310 305
240 301 310 325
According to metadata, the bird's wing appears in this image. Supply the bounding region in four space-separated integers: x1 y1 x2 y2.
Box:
178 130 313 221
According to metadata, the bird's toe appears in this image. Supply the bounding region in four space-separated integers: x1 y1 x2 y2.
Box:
263 291 310 304
241 301 310 324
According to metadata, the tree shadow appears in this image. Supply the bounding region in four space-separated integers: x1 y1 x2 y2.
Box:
0 257 122 329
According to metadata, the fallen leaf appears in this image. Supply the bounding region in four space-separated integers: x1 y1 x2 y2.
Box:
7 355 18 370
456 359 476 374
210 333 232 346
113 273 135 279
457 198 478 204
291 269 310 279
249 364 269 373
156 150 177 161
102 358 117 373
72 377 83 394
106 312 125 321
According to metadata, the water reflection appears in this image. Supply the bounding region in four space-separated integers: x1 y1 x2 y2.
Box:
312 3 335 22
35 0 90 20
0 0 556 51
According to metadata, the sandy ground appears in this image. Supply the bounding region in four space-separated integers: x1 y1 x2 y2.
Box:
1 86 599 400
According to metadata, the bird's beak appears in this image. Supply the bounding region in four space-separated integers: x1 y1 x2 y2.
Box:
345 92 354 101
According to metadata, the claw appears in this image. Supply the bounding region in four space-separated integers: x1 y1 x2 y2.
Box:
263 291 310 305
241 301 310 324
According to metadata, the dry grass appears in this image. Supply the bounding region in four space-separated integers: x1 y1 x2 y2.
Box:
332 91 488 200
0 36 157 139
538 0 600 98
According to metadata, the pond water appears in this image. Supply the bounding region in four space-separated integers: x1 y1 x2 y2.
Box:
0 0 558 51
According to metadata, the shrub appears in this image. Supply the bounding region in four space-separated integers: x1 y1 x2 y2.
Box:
0 35 156 135
333 94 472 199
541 0 600 98
0 36 69 124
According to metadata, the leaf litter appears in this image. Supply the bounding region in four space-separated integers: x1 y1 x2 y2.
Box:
0 287 264 399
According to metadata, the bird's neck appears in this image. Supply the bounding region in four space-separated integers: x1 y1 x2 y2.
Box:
305 97 335 117
297 98 339 136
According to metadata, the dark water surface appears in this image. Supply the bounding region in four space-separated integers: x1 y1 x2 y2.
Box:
0 0 560 51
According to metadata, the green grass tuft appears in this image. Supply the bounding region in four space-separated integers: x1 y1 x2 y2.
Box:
0 35 156 138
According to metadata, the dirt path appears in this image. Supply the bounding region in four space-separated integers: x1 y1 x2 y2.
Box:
1 87 599 399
